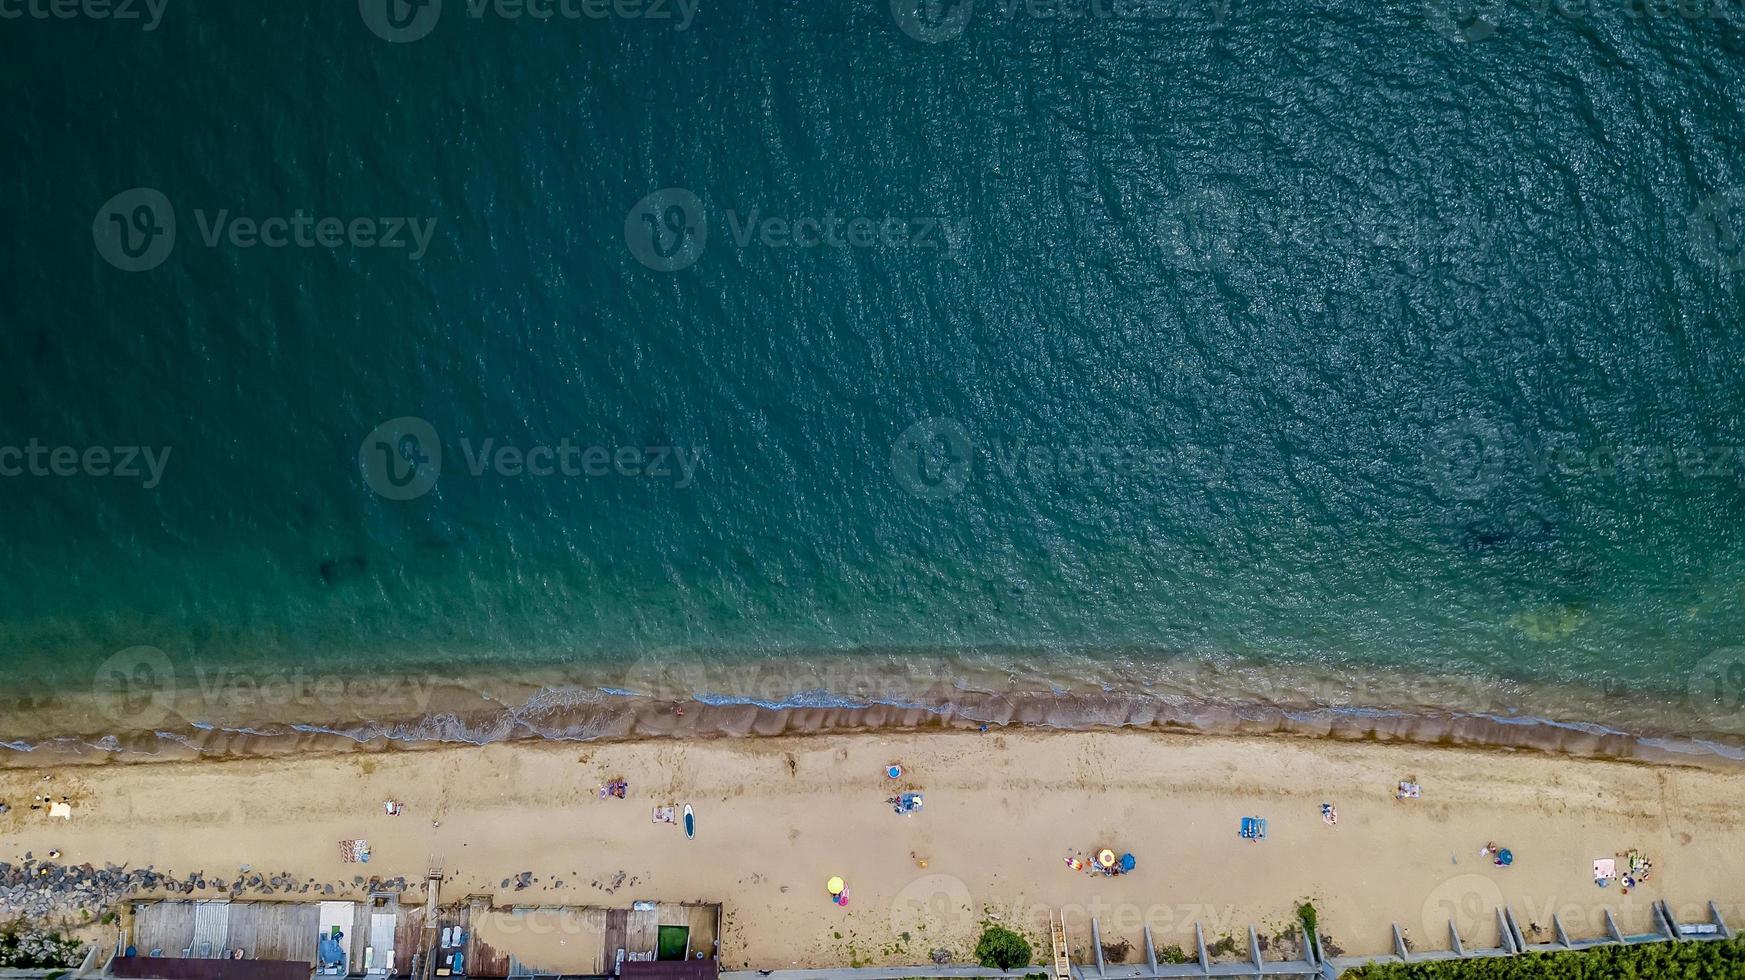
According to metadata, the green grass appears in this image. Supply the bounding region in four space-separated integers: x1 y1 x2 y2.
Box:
1339 939 1745 978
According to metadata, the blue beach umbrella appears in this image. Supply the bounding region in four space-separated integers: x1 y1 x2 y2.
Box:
1119 853 1136 872
1497 849 1514 866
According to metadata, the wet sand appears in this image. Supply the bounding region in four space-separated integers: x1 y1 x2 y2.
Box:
4 650 1744 768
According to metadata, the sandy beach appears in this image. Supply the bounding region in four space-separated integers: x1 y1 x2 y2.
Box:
5 730 1744 969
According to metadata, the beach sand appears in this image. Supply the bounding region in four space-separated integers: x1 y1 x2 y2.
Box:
5 730 1744 968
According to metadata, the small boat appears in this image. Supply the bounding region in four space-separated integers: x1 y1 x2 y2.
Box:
683 803 695 840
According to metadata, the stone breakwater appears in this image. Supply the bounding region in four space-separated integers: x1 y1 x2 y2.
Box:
1 857 632 927
0 858 411 926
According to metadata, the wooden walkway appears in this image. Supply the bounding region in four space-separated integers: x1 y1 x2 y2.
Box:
131 900 321 963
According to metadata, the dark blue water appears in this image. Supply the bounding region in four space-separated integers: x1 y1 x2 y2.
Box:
2 0 1744 744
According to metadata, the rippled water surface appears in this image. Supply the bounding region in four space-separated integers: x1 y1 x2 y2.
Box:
2 0 1744 747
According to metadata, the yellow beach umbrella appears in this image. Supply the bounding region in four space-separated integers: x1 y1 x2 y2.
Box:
827 876 845 895
1096 849 1116 868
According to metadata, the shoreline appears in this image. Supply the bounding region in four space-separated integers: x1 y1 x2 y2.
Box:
4 677 1744 770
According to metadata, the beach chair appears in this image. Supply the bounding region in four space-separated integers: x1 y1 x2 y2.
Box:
1239 816 1267 840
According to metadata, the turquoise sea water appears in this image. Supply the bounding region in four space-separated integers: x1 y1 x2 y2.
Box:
2 0 1745 746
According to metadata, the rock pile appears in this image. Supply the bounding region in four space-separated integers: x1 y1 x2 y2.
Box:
0 858 412 927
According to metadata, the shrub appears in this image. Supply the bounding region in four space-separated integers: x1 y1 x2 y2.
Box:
1340 938 1745 978
1157 944 1190 964
974 924 1033 970
1297 901 1320 959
